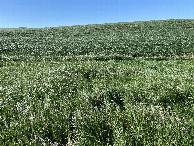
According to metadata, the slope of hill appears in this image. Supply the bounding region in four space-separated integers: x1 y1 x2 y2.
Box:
0 20 194 145
1 19 194 60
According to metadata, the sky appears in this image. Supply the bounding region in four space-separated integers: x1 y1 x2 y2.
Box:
0 0 194 28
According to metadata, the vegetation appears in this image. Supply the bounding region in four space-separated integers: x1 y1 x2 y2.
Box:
1 19 194 60
0 19 194 145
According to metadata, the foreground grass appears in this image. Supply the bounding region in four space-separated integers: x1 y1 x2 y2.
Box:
0 57 193 145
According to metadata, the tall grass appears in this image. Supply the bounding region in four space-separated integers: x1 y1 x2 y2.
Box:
0 58 193 145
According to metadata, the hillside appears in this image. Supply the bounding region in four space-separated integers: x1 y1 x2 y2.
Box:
0 20 194 145
1 19 194 61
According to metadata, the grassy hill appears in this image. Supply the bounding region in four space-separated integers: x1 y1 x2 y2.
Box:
1 19 194 60
0 20 194 145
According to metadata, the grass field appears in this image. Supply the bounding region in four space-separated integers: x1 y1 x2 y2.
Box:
0 19 194 145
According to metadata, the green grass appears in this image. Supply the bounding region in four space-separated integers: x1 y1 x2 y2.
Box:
0 58 193 145
0 19 194 145
1 19 194 60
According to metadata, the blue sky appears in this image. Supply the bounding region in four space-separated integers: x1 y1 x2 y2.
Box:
0 0 193 28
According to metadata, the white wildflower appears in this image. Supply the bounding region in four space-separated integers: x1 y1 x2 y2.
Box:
0 86 3 91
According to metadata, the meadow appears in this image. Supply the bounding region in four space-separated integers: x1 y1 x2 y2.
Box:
0 19 194 145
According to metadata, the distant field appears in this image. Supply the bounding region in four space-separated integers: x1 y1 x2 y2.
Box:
1 19 194 59
0 20 194 145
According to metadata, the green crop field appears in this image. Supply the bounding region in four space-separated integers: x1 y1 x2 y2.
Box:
0 19 194 145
